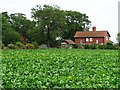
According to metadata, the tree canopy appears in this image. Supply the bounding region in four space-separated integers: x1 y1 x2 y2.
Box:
2 4 91 47
2 12 21 45
30 4 91 47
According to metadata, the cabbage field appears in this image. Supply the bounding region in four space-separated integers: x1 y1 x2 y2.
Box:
2 49 119 88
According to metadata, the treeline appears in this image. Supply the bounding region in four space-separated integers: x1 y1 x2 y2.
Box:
1 4 91 47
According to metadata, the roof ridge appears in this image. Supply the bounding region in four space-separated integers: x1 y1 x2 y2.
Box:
74 30 110 37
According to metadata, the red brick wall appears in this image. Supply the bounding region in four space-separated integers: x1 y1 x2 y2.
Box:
75 37 85 44
92 37 104 44
75 37 106 45
104 34 110 45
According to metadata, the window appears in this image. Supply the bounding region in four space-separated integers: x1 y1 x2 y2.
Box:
86 38 89 42
106 36 108 41
96 40 98 44
90 38 93 42
80 40 82 44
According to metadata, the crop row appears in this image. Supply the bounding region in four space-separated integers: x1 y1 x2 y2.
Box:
2 49 119 88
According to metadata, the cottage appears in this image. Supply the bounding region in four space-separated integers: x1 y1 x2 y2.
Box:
61 39 75 48
74 26 111 45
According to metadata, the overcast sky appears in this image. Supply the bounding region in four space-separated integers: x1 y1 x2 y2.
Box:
0 0 119 43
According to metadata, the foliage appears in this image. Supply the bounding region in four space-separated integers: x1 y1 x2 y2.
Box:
83 44 117 50
3 47 9 50
106 41 113 46
1 4 91 47
31 5 65 47
84 44 90 49
0 42 4 49
106 41 117 50
2 29 21 46
63 11 91 41
3 42 39 49
1 43 5 49
25 43 35 49
98 45 105 49
116 33 120 45
89 44 98 49
106 45 116 50
32 41 39 49
73 44 78 48
15 42 25 49
31 5 91 47
9 13 33 43
83 44 97 49
7 44 15 49
2 12 21 45
2 49 118 88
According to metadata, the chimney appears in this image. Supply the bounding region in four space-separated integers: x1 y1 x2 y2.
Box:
92 26 96 31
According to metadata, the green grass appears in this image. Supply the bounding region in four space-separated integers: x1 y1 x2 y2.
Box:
2 49 119 88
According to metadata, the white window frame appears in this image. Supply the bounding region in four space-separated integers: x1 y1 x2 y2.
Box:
106 36 108 41
90 38 93 42
86 38 89 42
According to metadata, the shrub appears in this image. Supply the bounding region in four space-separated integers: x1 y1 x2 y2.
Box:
16 42 25 49
114 45 119 49
106 41 113 46
7 44 15 49
76 44 84 49
98 45 105 49
84 44 90 49
106 45 116 50
89 44 98 49
106 42 117 50
3 47 9 50
32 41 39 49
2 29 21 46
73 44 78 48
25 43 35 49
118 46 120 49
1 43 5 49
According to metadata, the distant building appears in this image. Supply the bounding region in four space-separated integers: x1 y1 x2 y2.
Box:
61 39 75 48
74 26 111 45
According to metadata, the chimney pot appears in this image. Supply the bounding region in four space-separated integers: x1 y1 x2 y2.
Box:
92 26 96 31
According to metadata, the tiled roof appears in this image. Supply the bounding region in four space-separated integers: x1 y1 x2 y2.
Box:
64 39 75 44
74 31 111 38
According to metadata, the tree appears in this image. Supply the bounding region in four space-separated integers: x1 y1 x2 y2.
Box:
117 33 120 45
28 22 46 45
31 5 66 47
62 11 91 40
31 5 91 47
2 12 21 45
9 13 33 43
